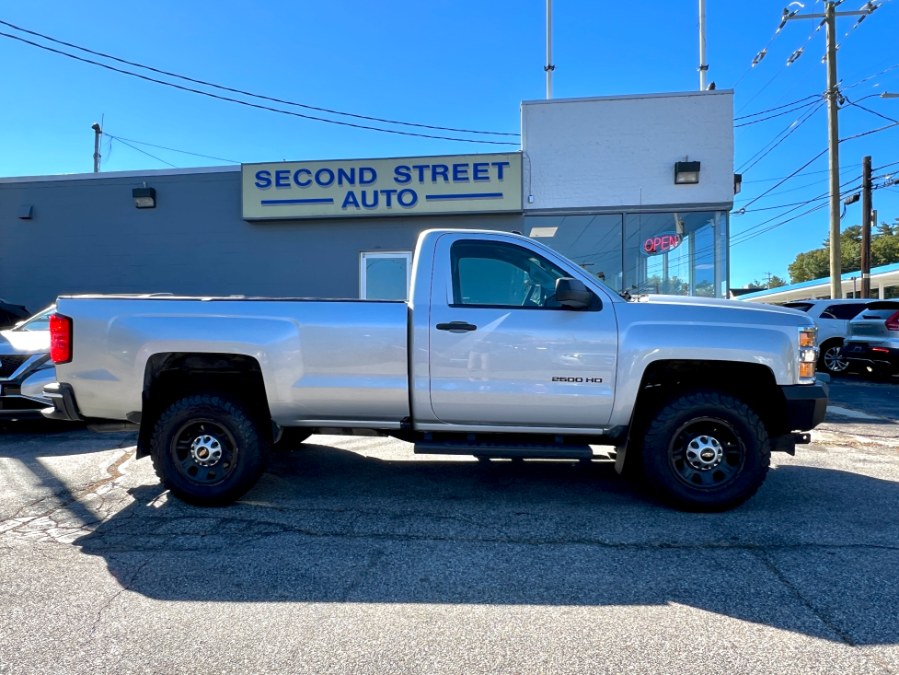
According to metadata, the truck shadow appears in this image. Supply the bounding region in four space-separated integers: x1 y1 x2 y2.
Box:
73 441 899 646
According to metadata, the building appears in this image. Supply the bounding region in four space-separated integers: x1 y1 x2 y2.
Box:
735 261 899 303
1 91 736 313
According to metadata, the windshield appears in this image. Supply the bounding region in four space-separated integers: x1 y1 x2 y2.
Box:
14 306 55 332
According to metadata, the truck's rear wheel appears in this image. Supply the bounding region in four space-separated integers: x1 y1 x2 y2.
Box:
640 390 770 512
150 394 269 506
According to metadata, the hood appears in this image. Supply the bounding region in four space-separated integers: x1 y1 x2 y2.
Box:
632 294 806 318
621 294 812 329
0 328 50 355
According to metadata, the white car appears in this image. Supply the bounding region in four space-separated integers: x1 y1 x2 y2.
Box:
0 306 54 420
781 299 879 375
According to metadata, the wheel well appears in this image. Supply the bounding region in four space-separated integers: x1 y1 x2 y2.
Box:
632 360 787 437
136 353 271 457
819 337 843 351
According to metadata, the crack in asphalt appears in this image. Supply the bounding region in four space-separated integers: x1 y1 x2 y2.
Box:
87 552 157 639
752 549 858 648
0 449 136 541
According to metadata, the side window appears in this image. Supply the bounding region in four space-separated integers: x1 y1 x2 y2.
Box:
450 240 568 308
826 303 866 320
360 252 412 300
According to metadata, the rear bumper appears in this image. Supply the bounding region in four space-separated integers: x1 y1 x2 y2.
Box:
781 380 829 431
841 342 899 374
41 382 86 422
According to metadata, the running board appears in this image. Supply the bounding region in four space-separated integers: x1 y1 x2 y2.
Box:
414 440 594 460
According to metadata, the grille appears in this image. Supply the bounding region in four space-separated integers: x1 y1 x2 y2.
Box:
0 354 31 378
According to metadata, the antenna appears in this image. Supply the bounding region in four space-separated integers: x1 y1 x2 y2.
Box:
545 0 554 99
698 0 709 90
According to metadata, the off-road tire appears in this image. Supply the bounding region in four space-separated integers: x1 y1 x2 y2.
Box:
640 390 770 512
150 394 269 506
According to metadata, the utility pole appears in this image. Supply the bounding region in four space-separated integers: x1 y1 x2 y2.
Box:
91 122 102 173
786 2 873 299
861 155 872 298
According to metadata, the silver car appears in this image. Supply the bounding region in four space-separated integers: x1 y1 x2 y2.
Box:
841 300 899 378
781 299 879 375
0 306 54 420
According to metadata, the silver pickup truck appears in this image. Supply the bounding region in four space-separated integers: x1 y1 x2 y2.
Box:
44 229 827 511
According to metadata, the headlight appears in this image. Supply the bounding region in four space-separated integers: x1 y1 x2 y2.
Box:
799 328 817 348
798 326 818 383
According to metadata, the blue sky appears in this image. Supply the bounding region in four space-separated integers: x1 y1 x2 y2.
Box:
1 1 897 288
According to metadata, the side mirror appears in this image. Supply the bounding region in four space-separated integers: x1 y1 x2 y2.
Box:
555 278 593 309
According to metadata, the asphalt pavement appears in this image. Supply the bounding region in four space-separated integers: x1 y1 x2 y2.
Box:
1 377 897 674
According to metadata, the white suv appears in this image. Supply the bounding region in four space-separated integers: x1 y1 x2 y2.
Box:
781 299 878 375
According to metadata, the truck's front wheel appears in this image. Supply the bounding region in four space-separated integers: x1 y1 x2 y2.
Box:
640 391 770 512
150 394 269 506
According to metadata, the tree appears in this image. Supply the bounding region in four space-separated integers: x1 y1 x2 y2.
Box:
786 223 899 283
788 248 830 283
747 276 786 289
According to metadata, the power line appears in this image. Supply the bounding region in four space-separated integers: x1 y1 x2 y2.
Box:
0 19 519 139
104 133 240 164
842 98 899 124
0 30 519 146
734 98 821 127
737 101 825 174
740 147 830 210
843 61 899 91
740 161 863 184
110 136 178 168
734 95 821 121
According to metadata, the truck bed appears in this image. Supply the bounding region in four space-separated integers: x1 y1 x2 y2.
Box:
55 296 411 426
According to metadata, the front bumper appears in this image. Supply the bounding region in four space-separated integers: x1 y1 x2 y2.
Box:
781 379 829 431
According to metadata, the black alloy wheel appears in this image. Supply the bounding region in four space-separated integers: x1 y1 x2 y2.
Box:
150 394 269 505
640 390 771 512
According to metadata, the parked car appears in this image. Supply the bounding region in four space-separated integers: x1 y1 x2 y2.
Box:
0 306 55 420
840 300 899 378
0 299 30 329
781 299 880 375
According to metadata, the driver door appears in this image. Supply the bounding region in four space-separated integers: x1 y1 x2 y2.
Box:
428 237 617 429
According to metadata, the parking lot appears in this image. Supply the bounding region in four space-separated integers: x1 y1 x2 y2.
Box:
1 376 897 674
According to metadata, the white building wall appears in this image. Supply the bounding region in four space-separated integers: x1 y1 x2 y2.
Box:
521 91 734 211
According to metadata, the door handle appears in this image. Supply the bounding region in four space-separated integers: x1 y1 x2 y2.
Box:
436 321 477 333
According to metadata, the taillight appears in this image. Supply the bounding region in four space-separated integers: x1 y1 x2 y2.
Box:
49 313 73 364
885 311 899 332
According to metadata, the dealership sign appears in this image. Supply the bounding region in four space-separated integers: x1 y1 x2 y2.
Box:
241 153 522 220
642 232 683 256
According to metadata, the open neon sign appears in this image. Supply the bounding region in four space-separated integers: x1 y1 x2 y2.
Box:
642 232 683 256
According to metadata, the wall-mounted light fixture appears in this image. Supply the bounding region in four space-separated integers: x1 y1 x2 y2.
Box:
17 204 33 220
132 186 157 209
733 173 743 195
674 161 701 185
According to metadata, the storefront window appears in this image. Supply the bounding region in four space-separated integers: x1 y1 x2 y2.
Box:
525 210 728 297
623 211 724 296
523 214 623 289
